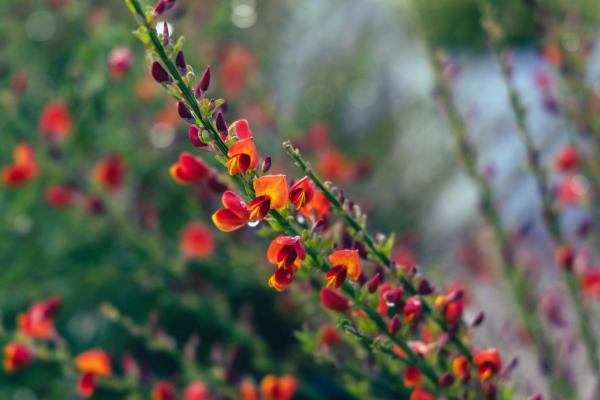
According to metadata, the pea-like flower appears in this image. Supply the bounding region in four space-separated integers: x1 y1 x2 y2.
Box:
3 342 32 373
289 176 314 209
227 137 258 175
266 236 306 291
325 249 361 288
474 348 502 382
212 191 250 232
170 152 210 184
75 349 112 397
248 175 288 220
2 143 37 187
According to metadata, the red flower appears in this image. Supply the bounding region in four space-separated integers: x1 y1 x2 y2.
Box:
267 236 306 269
319 325 341 348
554 145 579 172
108 47 133 78
18 296 61 339
183 381 209 400
45 184 79 208
180 222 215 259
317 147 355 183
260 374 297 400
3 342 33 373
240 380 258 400
228 119 253 140
94 153 126 193
556 175 587 205
39 102 73 142
403 366 422 388
75 349 112 397
435 291 464 324
152 381 176 400
248 175 288 220
289 176 314 209
555 245 575 270
212 191 250 232
220 47 256 97
320 288 350 312
325 249 361 288
581 268 600 297
403 296 422 322
170 152 210 184
474 348 502 382
377 283 393 315
300 189 330 219
409 388 436 400
2 143 37 187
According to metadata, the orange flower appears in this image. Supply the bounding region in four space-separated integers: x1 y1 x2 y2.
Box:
152 381 176 400
3 342 33 373
474 349 501 382
452 355 470 381
39 102 73 142
289 177 314 209
183 381 209 400
240 380 258 400
226 137 258 175
220 46 256 98
2 143 37 187
179 222 215 259
409 388 436 400
325 249 361 288
320 288 350 312
267 236 306 270
170 152 210 183
268 267 295 292
248 175 288 220
434 292 464 324
212 191 250 232
75 349 112 398
300 189 330 219
17 296 60 339
228 119 253 140
317 147 355 183
93 153 126 193
260 374 297 400
403 366 422 388
75 349 112 376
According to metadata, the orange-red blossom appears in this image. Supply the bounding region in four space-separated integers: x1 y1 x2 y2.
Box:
266 235 306 291
325 249 361 288
74 348 112 397
474 348 502 382
170 152 211 184
2 143 37 187
248 175 288 220
3 342 33 373
226 119 258 175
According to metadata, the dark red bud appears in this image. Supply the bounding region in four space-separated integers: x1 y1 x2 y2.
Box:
472 311 485 327
387 315 401 334
417 278 434 295
448 290 463 303
188 126 206 148
528 394 543 400
261 156 272 174
178 101 193 121
196 65 210 95
311 219 326 233
207 177 228 194
175 51 186 73
215 111 227 138
367 272 382 293
153 0 176 17
151 61 170 84
384 287 404 305
438 373 455 388
320 288 350 312
162 22 170 45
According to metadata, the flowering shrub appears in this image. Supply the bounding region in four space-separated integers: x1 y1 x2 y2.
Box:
2 0 600 399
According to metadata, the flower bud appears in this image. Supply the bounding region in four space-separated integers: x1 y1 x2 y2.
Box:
438 373 455 388
320 288 350 312
162 22 170 45
472 311 485 327
153 0 176 17
178 101 193 121
384 287 404 306
387 315 401 334
151 61 170 84
417 278 434 295
188 126 206 148
367 272 382 293
528 394 543 400
311 219 326 233
196 65 211 96
175 51 186 74
555 245 574 270
215 111 227 138
261 156 272 174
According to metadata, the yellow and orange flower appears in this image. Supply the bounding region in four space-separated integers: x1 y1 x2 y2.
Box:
452 355 470 381
75 348 112 397
3 342 33 373
473 348 501 382
267 236 306 270
2 143 37 187
212 191 250 232
248 175 288 220
434 292 464 324
170 152 210 184
260 374 297 400
226 137 258 175
289 176 314 209
325 249 361 288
